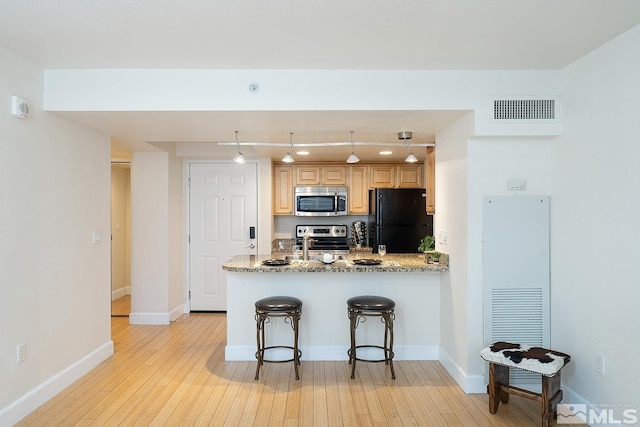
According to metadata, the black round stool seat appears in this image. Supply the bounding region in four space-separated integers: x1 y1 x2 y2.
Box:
254 296 302 381
347 295 395 312
347 295 396 380
256 296 303 312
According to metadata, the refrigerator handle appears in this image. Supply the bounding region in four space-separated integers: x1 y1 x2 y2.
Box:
378 193 383 224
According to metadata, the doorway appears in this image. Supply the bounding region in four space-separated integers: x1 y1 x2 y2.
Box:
111 163 131 317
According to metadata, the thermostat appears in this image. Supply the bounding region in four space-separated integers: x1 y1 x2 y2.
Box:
508 179 526 190
12 96 30 119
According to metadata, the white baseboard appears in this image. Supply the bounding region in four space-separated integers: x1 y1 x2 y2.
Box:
0 341 114 427
129 303 184 325
439 347 486 393
129 312 170 325
225 345 439 361
111 286 130 301
169 304 184 322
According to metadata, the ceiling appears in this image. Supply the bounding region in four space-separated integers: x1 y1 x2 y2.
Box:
2 0 639 162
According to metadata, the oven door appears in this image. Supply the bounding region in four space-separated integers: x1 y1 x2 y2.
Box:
295 194 347 216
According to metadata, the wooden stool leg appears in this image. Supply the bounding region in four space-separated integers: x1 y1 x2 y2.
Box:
542 374 562 427
488 363 510 413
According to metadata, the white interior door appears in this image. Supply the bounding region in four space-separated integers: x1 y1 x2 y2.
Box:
189 162 258 311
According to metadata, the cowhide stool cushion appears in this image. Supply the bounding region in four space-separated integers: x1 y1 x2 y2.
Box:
480 342 572 427
481 341 571 376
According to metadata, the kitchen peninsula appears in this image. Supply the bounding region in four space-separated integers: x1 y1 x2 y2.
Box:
222 253 448 362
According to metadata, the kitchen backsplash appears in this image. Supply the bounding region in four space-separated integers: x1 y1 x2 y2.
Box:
273 214 368 239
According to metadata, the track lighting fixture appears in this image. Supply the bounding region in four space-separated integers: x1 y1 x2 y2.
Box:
232 130 246 164
219 130 434 162
346 130 360 164
282 132 295 163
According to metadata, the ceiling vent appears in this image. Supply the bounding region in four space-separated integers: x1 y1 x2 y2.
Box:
492 97 559 122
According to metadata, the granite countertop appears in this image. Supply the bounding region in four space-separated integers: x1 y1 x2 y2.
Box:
222 253 449 273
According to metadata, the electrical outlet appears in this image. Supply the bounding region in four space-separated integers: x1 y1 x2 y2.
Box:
595 353 605 375
16 343 26 364
278 224 284 233
442 230 448 245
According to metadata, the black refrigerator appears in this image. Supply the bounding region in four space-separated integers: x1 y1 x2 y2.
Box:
368 188 434 253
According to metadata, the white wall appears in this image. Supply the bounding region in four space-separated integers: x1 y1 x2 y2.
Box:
130 151 184 324
0 48 112 424
435 112 473 390
111 164 131 299
467 137 552 379
553 25 640 405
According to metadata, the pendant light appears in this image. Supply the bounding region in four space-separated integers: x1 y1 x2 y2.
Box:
346 130 360 163
232 130 246 164
399 131 418 163
282 132 295 163
405 151 418 163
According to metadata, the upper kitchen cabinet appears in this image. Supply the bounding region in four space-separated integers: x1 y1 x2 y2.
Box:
273 161 426 215
295 165 346 186
273 165 294 215
369 164 423 189
369 165 395 188
348 165 368 214
426 147 435 215
397 164 423 188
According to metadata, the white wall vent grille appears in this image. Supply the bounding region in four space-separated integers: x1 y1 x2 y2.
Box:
490 287 544 383
493 98 557 121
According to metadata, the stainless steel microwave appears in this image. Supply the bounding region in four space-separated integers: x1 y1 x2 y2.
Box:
294 186 348 216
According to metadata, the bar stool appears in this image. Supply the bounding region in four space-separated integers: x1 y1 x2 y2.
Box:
254 296 303 380
347 295 396 380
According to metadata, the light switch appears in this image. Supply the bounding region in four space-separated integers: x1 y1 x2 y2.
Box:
92 230 101 245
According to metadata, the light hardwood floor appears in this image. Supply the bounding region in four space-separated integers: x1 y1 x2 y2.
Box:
19 304 583 426
111 294 131 317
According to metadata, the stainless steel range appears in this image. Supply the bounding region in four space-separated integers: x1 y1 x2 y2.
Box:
295 224 350 255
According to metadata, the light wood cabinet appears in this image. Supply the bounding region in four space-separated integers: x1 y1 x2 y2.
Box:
273 165 294 215
426 147 435 214
295 165 346 186
274 161 425 215
369 165 395 188
397 164 423 188
348 166 369 214
369 164 423 189
322 166 347 185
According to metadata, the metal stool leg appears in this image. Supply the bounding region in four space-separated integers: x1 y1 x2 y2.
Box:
383 312 396 379
348 308 358 379
292 311 301 380
348 308 395 380
255 313 266 380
